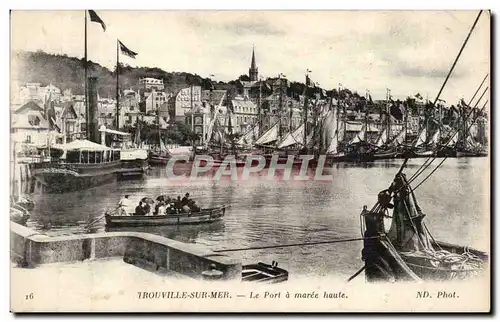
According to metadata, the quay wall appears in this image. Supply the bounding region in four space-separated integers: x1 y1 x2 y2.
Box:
10 222 241 280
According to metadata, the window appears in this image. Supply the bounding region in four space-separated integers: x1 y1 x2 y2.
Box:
89 151 96 163
81 151 89 163
25 135 31 143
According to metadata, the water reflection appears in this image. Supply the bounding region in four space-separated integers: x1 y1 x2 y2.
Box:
21 157 488 278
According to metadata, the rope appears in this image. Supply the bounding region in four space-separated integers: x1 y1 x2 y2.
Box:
397 10 484 175
412 99 488 191
212 236 378 253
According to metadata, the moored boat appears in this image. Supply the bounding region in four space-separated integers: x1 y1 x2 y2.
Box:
360 171 487 282
10 204 30 226
242 261 289 283
105 205 226 227
33 140 122 193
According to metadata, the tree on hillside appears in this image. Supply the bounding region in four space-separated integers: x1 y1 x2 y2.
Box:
238 74 250 81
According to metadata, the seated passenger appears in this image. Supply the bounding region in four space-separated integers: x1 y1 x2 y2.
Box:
174 196 182 211
157 202 167 216
189 200 201 213
181 193 190 207
167 203 177 214
134 202 146 216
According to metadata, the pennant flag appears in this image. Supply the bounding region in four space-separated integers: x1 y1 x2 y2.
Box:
88 10 106 31
415 93 423 100
118 40 138 59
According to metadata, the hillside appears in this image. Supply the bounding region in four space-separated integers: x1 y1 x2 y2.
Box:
10 51 362 105
11 51 214 98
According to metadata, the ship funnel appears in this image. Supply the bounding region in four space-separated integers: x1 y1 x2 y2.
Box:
88 77 100 143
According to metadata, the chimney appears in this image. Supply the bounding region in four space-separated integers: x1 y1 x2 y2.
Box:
88 77 100 143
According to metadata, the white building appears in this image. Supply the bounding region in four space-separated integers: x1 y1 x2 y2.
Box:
139 77 164 91
170 86 203 122
17 83 62 106
11 101 62 146
144 90 169 114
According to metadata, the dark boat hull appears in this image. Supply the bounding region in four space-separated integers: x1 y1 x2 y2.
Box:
373 150 398 160
362 234 487 282
35 172 116 193
456 150 488 158
118 159 149 179
105 206 226 227
148 153 171 166
33 161 121 193
242 262 289 283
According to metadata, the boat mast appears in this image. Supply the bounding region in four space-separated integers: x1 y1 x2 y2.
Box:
303 70 310 151
386 88 391 142
278 73 283 142
258 78 262 137
84 10 89 140
116 39 120 129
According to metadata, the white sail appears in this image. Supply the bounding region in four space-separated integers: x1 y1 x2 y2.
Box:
324 109 337 149
446 132 458 147
414 128 428 147
391 129 406 146
278 123 305 149
349 124 366 145
375 128 388 147
429 128 441 145
159 137 168 153
255 121 279 145
237 124 260 146
205 92 226 147
466 135 478 149
326 130 339 154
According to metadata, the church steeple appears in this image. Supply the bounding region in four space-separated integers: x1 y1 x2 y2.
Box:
249 45 258 81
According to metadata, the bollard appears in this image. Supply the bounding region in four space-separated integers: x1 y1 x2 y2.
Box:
201 263 223 281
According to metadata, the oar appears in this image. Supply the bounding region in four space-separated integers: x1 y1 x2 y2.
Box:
347 266 365 282
85 206 119 229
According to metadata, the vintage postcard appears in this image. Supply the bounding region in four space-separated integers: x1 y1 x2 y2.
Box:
9 10 490 312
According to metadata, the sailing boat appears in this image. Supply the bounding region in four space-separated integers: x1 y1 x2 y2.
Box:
359 10 488 282
323 102 346 164
373 94 400 160
372 127 399 160
148 112 171 166
343 121 376 162
411 121 435 158
360 171 487 282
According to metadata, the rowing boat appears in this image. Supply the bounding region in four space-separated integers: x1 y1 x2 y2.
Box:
242 261 289 283
105 205 226 227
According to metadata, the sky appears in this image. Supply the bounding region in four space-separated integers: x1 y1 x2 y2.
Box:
10 10 490 104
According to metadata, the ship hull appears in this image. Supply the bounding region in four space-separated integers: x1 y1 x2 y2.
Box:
33 161 121 193
34 171 116 193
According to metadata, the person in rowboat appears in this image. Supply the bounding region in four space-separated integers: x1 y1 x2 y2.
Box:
118 195 133 216
174 196 182 213
181 193 190 207
156 201 167 216
134 201 146 216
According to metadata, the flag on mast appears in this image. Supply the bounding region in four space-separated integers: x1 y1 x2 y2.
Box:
118 40 138 59
88 10 106 31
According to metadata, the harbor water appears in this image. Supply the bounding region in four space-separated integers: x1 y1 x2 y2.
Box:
23 157 489 280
